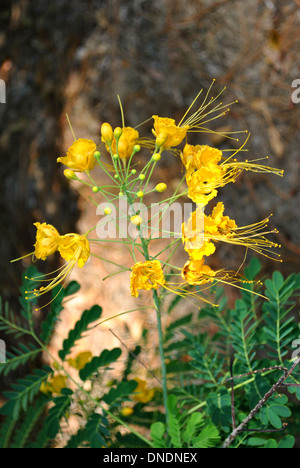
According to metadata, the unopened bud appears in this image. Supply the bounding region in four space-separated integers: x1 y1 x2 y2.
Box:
94 151 101 162
152 153 161 162
104 207 112 215
137 191 144 198
92 186 100 193
155 132 167 147
114 127 123 139
155 183 167 193
64 169 77 180
101 123 114 143
130 215 143 226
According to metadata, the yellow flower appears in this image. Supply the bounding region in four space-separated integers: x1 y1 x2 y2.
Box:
25 231 90 304
106 126 139 159
181 258 254 293
68 351 93 370
204 202 237 236
183 203 237 260
56 234 90 268
33 222 60 260
152 116 189 149
185 163 224 206
121 407 134 417
181 144 223 171
57 139 97 172
181 258 216 286
183 141 283 206
133 378 155 403
130 260 165 297
40 374 68 395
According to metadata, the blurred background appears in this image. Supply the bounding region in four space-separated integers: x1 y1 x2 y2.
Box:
0 0 300 385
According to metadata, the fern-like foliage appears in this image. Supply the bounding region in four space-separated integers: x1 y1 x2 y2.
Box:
59 304 102 361
1 366 52 420
1 261 300 449
150 395 220 448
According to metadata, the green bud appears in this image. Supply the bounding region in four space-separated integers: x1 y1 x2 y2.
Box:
94 151 101 161
152 153 161 162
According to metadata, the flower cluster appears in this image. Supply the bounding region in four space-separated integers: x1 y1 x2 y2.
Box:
15 84 283 308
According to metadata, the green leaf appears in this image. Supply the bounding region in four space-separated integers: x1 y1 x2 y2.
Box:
0 367 51 420
244 257 262 281
79 348 122 381
192 424 220 448
267 408 282 429
277 435 295 448
182 412 204 444
206 389 232 432
59 305 102 361
0 343 41 376
167 395 182 448
103 380 138 407
10 395 49 448
45 390 73 439
150 422 166 448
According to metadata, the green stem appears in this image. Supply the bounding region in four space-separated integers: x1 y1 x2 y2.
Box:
124 188 169 427
152 289 169 426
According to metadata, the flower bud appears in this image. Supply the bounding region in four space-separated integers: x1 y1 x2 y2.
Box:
152 153 161 162
155 183 167 193
137 191 144 198
93 151 101 162
155 132 168 147
104 207 112 215
92 186 100 193
130 215 143 226
139 174 146 181
101 122 114 143
114 127 123 140
64 169 77 180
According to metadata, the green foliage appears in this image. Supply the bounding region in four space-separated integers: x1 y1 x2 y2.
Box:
0 343 40 376
1 367 52 420
163 258 300 448
45 388 73 439
1 261 300 448
150 395 220 448
58 304 102 360
79 348 122 381
0 267 134 448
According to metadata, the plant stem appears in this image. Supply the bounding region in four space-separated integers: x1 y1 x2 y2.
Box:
152 289 169 426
